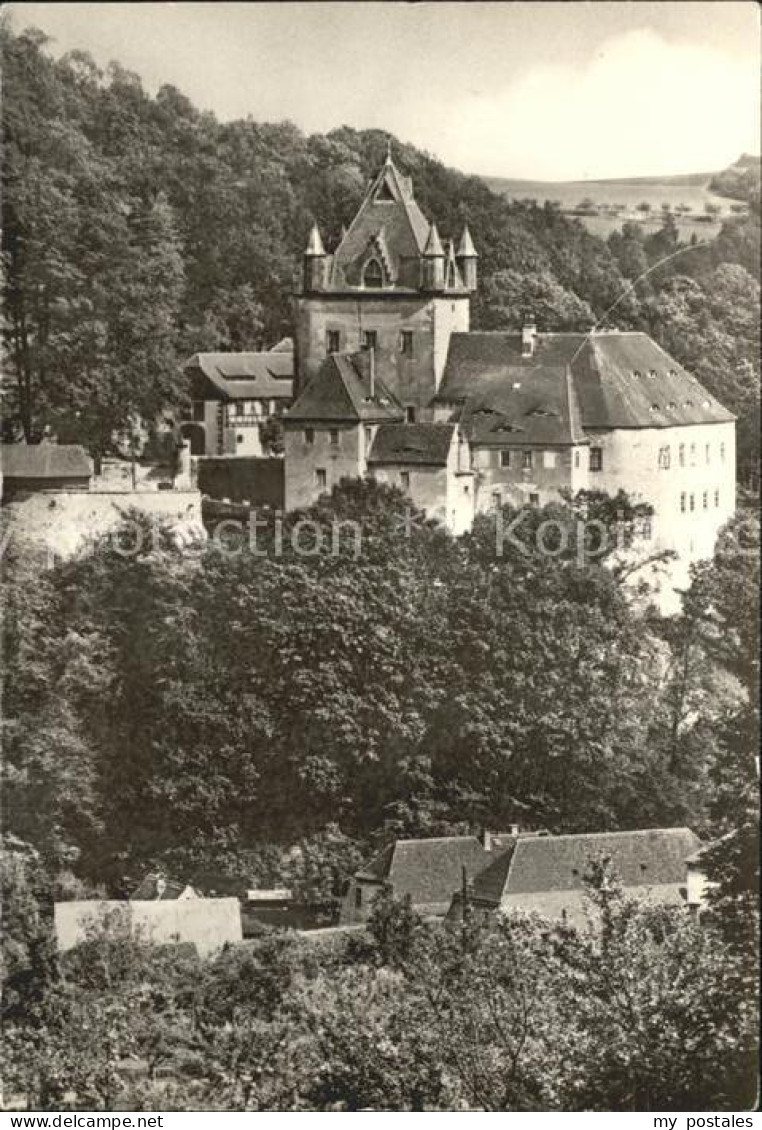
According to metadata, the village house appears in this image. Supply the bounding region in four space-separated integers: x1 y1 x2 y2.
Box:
182 338 294 457
286 149 736 575
339 833 513 925
446 826 704 928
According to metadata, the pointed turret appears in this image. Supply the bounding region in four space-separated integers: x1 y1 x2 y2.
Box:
421 222 445 290
305 223 326 257
423 221 444 257
456 224 478 291
303 223 326 291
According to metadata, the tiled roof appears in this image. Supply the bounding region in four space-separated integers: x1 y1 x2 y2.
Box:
285 353 404 423
357 836 492 906
438 332 735 430
0 443 92 479
368 422 456 466
458 366 586 447
186 352 294 401
471 827 702 905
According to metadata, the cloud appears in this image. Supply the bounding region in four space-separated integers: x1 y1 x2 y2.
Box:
441 29 760 179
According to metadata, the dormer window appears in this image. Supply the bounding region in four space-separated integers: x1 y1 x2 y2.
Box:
363 258 384 289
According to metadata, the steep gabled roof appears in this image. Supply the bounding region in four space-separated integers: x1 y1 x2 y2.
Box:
285 352 404 423
471 827 702 905
357 836 492 906
438 332 735 430
0 443 92 479
185 352 294 401
368 422 457 466
329 155 434 289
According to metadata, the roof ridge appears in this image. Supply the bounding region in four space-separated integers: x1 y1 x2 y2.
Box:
396 835 479 845
516 826 695 844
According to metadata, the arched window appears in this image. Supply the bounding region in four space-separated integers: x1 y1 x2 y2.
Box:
363 258 384 288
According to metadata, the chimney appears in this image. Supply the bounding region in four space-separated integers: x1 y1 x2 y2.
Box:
509 823 521 837
155 876 166 898
522 322 537 358
479 829 493 852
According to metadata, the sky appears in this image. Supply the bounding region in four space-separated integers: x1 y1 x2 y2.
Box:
7 1 760 180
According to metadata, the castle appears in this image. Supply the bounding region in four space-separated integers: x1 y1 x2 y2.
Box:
284 148 736 570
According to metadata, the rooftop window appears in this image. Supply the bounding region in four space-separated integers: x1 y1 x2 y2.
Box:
363 259 384 289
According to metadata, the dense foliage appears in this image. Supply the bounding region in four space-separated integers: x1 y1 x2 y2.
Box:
2 23 759 480
2 483 757 895
1 856 757 1111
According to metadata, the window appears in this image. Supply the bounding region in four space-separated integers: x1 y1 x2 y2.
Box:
236 434 244 444
720 442 726 462
714 489 720 507
327 330 341 354
500 449 511 469
354 886 362 910
529 492 540 507
400 330 414 357
678 444 685 467
680 492 687 513
405 406 416 423
192 400 205 422
233 402 245 418
492 491 501 510
363 259 383 288
329 429 339 446
689 443 696 465
362 330 378 352
543 451 557 469
689 493 695 512
304 427 315 445
705 444 710 464
400 471 410 492
522 451 533 470
315 468 327 490
658 445 671 469
589 446 603 472
574 450 581 469
364 426 373 448
702 491 708 509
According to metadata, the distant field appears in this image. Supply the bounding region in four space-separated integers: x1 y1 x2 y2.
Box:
484 174 736 243
485 175 733 214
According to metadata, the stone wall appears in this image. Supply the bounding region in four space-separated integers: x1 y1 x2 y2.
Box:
284 422 362 511
2 488 204 562
588 420 736 560
294 294 469 414
197 456 284 507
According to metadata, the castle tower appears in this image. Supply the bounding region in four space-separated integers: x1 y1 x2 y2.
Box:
293 150 475 414
456 224 478 292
